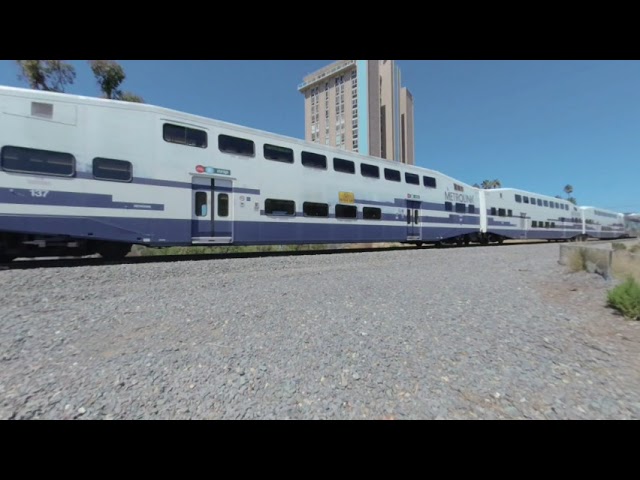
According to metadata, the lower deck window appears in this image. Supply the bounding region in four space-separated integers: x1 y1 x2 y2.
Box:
303 202 329 217
265 199 295 216
93 157 132 182
1 146 75 177
336 204 357 219
363 207 381 220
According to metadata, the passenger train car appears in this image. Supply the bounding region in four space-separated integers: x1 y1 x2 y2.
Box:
0 86 634 261
578 207 627 239
480 188 584 243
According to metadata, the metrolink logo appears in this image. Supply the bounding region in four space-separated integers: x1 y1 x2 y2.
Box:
445 191 474 204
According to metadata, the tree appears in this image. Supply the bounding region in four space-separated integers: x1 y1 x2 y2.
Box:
88 60 144 103
479 179 502 189
15 60 76 92
89 60 125 99
564 184 573 197
568 196 577 205
118 91 145 103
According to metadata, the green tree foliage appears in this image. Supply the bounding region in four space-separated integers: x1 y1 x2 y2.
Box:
564 184 573 196
88 60 125 99
15 60 76 92
118 91 145 103
479 179 502 189
88 60 144 103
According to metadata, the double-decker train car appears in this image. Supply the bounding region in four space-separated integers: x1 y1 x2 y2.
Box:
0 86 482 260
478 188 584 243
579 207 627 239
0 85 634 261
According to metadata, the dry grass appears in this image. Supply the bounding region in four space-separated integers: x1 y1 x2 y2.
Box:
568 247 587 273
612 247 640 283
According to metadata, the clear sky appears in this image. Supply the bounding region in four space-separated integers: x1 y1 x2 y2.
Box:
1 60 638 213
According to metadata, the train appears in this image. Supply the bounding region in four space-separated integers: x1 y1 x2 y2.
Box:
0 85 636 262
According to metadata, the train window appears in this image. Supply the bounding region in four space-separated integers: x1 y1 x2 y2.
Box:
303 202 329 217
515 194 522 203
384 168 401 182
219 134 255 156
508 209 513 217
498 208 506 217
195 192 208 217
93 158 132 182
1 146 75 177
163 123 208 148
363 207 382 220
455 203 466 213
445 202 453 212
423 176 437 188
334 157 355 174
555 202 560 209
490 207 497 216
405 173 419 185
545 222 550 228
264 144 294 163
468 205 476 214
336 204 357 219
551 222 556 228
543 200 549 207
301 151 327 169
532 221 538 228
218 193 229 217
530 198 536 205
523 197 529 204
265 199 295 216
361 163 380 179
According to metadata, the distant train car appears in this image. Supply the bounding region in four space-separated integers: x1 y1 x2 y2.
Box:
478 188 582 242
624 213 640 237
579 206 627 239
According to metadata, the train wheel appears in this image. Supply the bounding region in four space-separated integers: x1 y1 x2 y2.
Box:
97 242 132 260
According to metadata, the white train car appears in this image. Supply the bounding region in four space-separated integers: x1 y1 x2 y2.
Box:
479 188 583 242
0 86 483 260
579 206 627 239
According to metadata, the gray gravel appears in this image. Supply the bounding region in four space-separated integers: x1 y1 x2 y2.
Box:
1 243 639 420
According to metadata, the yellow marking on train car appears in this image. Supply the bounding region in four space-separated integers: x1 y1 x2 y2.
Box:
339 191 355 204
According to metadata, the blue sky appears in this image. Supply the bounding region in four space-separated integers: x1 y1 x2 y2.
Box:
1 60 639 213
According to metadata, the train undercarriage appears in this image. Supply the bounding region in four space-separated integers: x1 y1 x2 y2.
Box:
0 232 132 262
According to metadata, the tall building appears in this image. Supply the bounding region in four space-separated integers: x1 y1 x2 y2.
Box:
298 60 415 165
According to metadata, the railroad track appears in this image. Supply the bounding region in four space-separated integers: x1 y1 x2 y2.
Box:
0 239 566 271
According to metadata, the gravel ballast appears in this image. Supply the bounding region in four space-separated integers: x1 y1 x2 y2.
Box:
1 243 639 420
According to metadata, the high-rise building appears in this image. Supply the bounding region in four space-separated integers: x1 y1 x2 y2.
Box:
298 60 415 165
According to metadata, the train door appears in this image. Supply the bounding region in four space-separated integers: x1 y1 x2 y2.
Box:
406 200 421 241
191 176 233 244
